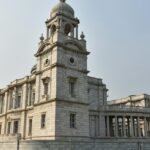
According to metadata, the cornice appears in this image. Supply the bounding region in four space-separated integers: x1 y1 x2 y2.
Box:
35 41 90 57
34 98 89 107
45 13 79 25
0 76 36 95
35 63 89 75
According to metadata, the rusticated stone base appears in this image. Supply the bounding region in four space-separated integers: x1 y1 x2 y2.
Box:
1 138 150 150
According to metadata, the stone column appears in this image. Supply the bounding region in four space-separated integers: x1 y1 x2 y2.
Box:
13 87 17 109
107 116 110 137
137 117 141 137
135 118 138 137
130 116 134 137
4 92 8 135
115 116 118 137
71 28 74 37
20 83 28 139
127 117 130 137
148 118 150 137
76 25 78 39
121 117 123 137
109 116 113 137
27 84 31 106
123 116 126 137
47 28 49 38
144 117 147 137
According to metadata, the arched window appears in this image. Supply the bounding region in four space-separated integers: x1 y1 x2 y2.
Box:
51 25 56 35
64 24 71 36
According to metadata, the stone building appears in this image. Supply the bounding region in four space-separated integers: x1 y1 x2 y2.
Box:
0 0 150 150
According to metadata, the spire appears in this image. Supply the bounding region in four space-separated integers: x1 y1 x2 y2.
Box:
60 0 66 2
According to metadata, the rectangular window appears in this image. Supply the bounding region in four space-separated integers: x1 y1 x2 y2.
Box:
28 93 32 106
13 121 19 134
41 113 46 128
32 92 35 103
15 95 21 108
70 113 76 128
44 83 49 95
28 92 35 106
69 79 76 97
28 119 32 136
9 98 13 110
28 84 35 106
17 95 21 107
7 122 11 134
0 124 2 135
42 78 50 96
69 82 75 96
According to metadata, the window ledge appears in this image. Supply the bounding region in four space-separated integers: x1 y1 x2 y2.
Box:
42 94 49 99
41 127 46 130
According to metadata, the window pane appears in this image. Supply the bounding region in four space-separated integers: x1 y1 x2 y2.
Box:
9 96 13 110
44 83 48 95
15 96 21 108
70 113 76 128
41 114 46 128
7 122 11 134
18 96 21 107
32 93 35 103
28 119 32 136
13 121 19 134
69 81 75 97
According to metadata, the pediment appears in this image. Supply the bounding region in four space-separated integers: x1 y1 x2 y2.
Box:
64 39 85 52
35 42 51 56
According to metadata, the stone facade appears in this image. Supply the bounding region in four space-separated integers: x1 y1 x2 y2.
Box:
0 0 150 149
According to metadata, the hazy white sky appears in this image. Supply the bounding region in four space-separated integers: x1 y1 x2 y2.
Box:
0 0 150 100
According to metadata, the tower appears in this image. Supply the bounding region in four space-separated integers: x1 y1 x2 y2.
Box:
34 0 90 139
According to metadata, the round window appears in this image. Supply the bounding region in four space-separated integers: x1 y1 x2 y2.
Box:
45 59 49 64
70 57 75 64
44 59 50 66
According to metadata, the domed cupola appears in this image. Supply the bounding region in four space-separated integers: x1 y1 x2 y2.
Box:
44 0 80 42
50 0 74 18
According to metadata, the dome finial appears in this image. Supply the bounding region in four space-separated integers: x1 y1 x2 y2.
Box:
40 33 44 42
60 0 66 2
80 32 85 40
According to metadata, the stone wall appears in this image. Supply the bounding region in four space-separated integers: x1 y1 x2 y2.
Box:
55 101 89 138
0 138 150 150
